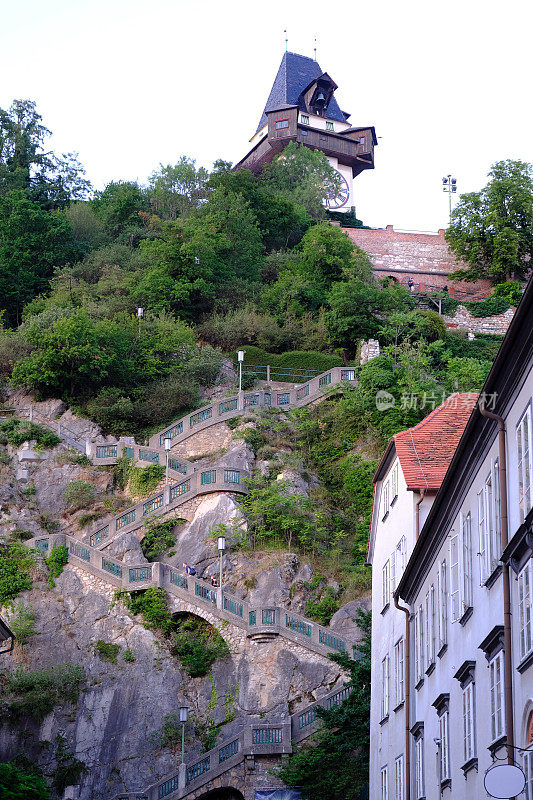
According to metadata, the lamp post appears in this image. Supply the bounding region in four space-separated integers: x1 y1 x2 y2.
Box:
137 307 144 338
179 706 188 764
218 535 226 594
237 350 245 393
442 175 457 226
164 437 171 484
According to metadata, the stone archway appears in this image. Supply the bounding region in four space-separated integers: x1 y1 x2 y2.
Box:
168 598 246 652
194 789 245 800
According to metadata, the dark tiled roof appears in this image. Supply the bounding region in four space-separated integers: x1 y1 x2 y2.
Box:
256 51 347 132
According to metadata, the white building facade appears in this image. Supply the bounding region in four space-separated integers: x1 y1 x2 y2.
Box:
386 280 533 800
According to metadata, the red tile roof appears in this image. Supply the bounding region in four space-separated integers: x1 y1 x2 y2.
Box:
393 393 478 490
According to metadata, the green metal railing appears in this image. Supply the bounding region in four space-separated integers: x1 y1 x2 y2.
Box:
190 407 212 427
116 509 136 530
102 558 122 578
35 538 49 553
219 398 238 414
262 609 276 625
143 494 164 515
187 755 210 783
319 630 346 652
249 610 257 625
325 685 351 708
129 567 152 582
96 445 117 458
195 583 216 604
169 479 190 500
223 469 240 484
124 446 134 458
200 469 216 485
170 571 188 590
318 373 332 388
168 457 187 474
159 421 183 446
285 614 311 637
223 596 243 617
297 708 316 729
69 541 90 561
139 448 159 464
252 727 282 744
219 738 239 763
90 526 109 547
157 774 179 798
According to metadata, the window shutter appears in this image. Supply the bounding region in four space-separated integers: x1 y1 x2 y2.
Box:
450 534 460 622
478 490 487 583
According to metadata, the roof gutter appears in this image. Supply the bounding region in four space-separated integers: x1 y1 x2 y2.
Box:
478 402 514 766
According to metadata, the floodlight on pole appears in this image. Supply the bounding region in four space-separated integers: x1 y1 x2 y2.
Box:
442 174 457 226
237 350 245 393
179 706 188 763
164 437 171 484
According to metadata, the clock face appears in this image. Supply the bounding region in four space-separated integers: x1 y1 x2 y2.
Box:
325 172 350 209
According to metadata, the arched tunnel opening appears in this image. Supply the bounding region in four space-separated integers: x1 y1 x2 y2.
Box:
170 611 230 677
194 788 245 800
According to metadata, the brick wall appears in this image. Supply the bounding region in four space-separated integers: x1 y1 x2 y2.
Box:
342 225 492 298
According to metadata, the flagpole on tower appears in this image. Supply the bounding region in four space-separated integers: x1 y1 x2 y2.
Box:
284 29 288 52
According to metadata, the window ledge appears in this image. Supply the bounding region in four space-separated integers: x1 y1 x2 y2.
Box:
379 714 389 726
440 778 452 791
425 662 436 677
484 564 503 590
391 495 398 507
415 677 424 691
517 649 533 674
459 606 473 627
381 602 390 616
461 757 478 777
437 643 448 659
382 511 389 522
393 701 405 713
488 734 507 756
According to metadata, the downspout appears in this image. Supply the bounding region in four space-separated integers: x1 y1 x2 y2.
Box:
394 592 411 800
415 489 426 539
479 404 514 764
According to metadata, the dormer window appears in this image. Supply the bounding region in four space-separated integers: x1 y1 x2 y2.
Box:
301 114 309 125
275 118 290 130
326 121 334 131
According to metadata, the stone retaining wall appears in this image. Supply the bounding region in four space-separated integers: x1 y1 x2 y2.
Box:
443 305 515 335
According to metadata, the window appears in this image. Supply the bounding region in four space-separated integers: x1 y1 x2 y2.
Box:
381 655 390 719
518 405 533 523
391 464 398 502
462 683 476 762
439 710 450 781
425 585 436 667
381 766 389 800
390 548 397 593
394 639 404 706
450 533 461 621
397 536 407 573
301 129 308 136
525 749 533 800
359 136 366 146
326 121 334 131
414 605 425 683
519 561 533 660
478 460 502 583
438 560 448 650
489 651 504 741
414 737 424 799
275 118 289 130
382 482 390 519
382 560 390 609
301 114 309 125
394 755 404 800
462 513 473 609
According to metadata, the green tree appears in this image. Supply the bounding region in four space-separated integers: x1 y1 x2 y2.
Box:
0 763 50 799
261 141 341 219
447 160 533 283
278 610 371 800
0 99 91 208
91 181 148 241
149 156 209 219
0 190 73 324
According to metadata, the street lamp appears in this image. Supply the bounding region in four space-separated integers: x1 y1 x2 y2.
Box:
137 307 144 338
179 706 188 764
218 535 226 593
164 437 171 484
442 175 457 225
237 350 245 393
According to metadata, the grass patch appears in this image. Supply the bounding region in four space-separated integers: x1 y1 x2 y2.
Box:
94 640 121 663
0 542 35 605
63 480 96 511
55 450 91 466
128 463 165 497
45 544 69 588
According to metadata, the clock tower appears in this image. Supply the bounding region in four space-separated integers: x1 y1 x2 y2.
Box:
235 51 377 214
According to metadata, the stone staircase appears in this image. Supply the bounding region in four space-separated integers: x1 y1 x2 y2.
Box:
14 368 356 554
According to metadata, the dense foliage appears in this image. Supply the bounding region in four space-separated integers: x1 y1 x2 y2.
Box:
278 610 371 800
0 663 85 722
0 542 35 605
0 418 59 449
0 762 51 800
447 160 533 283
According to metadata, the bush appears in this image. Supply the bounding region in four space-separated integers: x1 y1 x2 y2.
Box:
142 517 183 560
150 712 183 749
55 450 91 466
467 296 509 317
0 542 35 605
1 663 85 721
124 587 174 634
230 345 344 382
123 648 136 662
492 280 522 306
128 464 165 497
45 544 69 587
94 640 121 663
8 603 36 645
51 734 88 793
0 763 51 799
305 588 340 625
171 616 229 677
63 480 95 511
0 419 60 449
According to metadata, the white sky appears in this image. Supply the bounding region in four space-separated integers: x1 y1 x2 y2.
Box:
1 0 532 231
